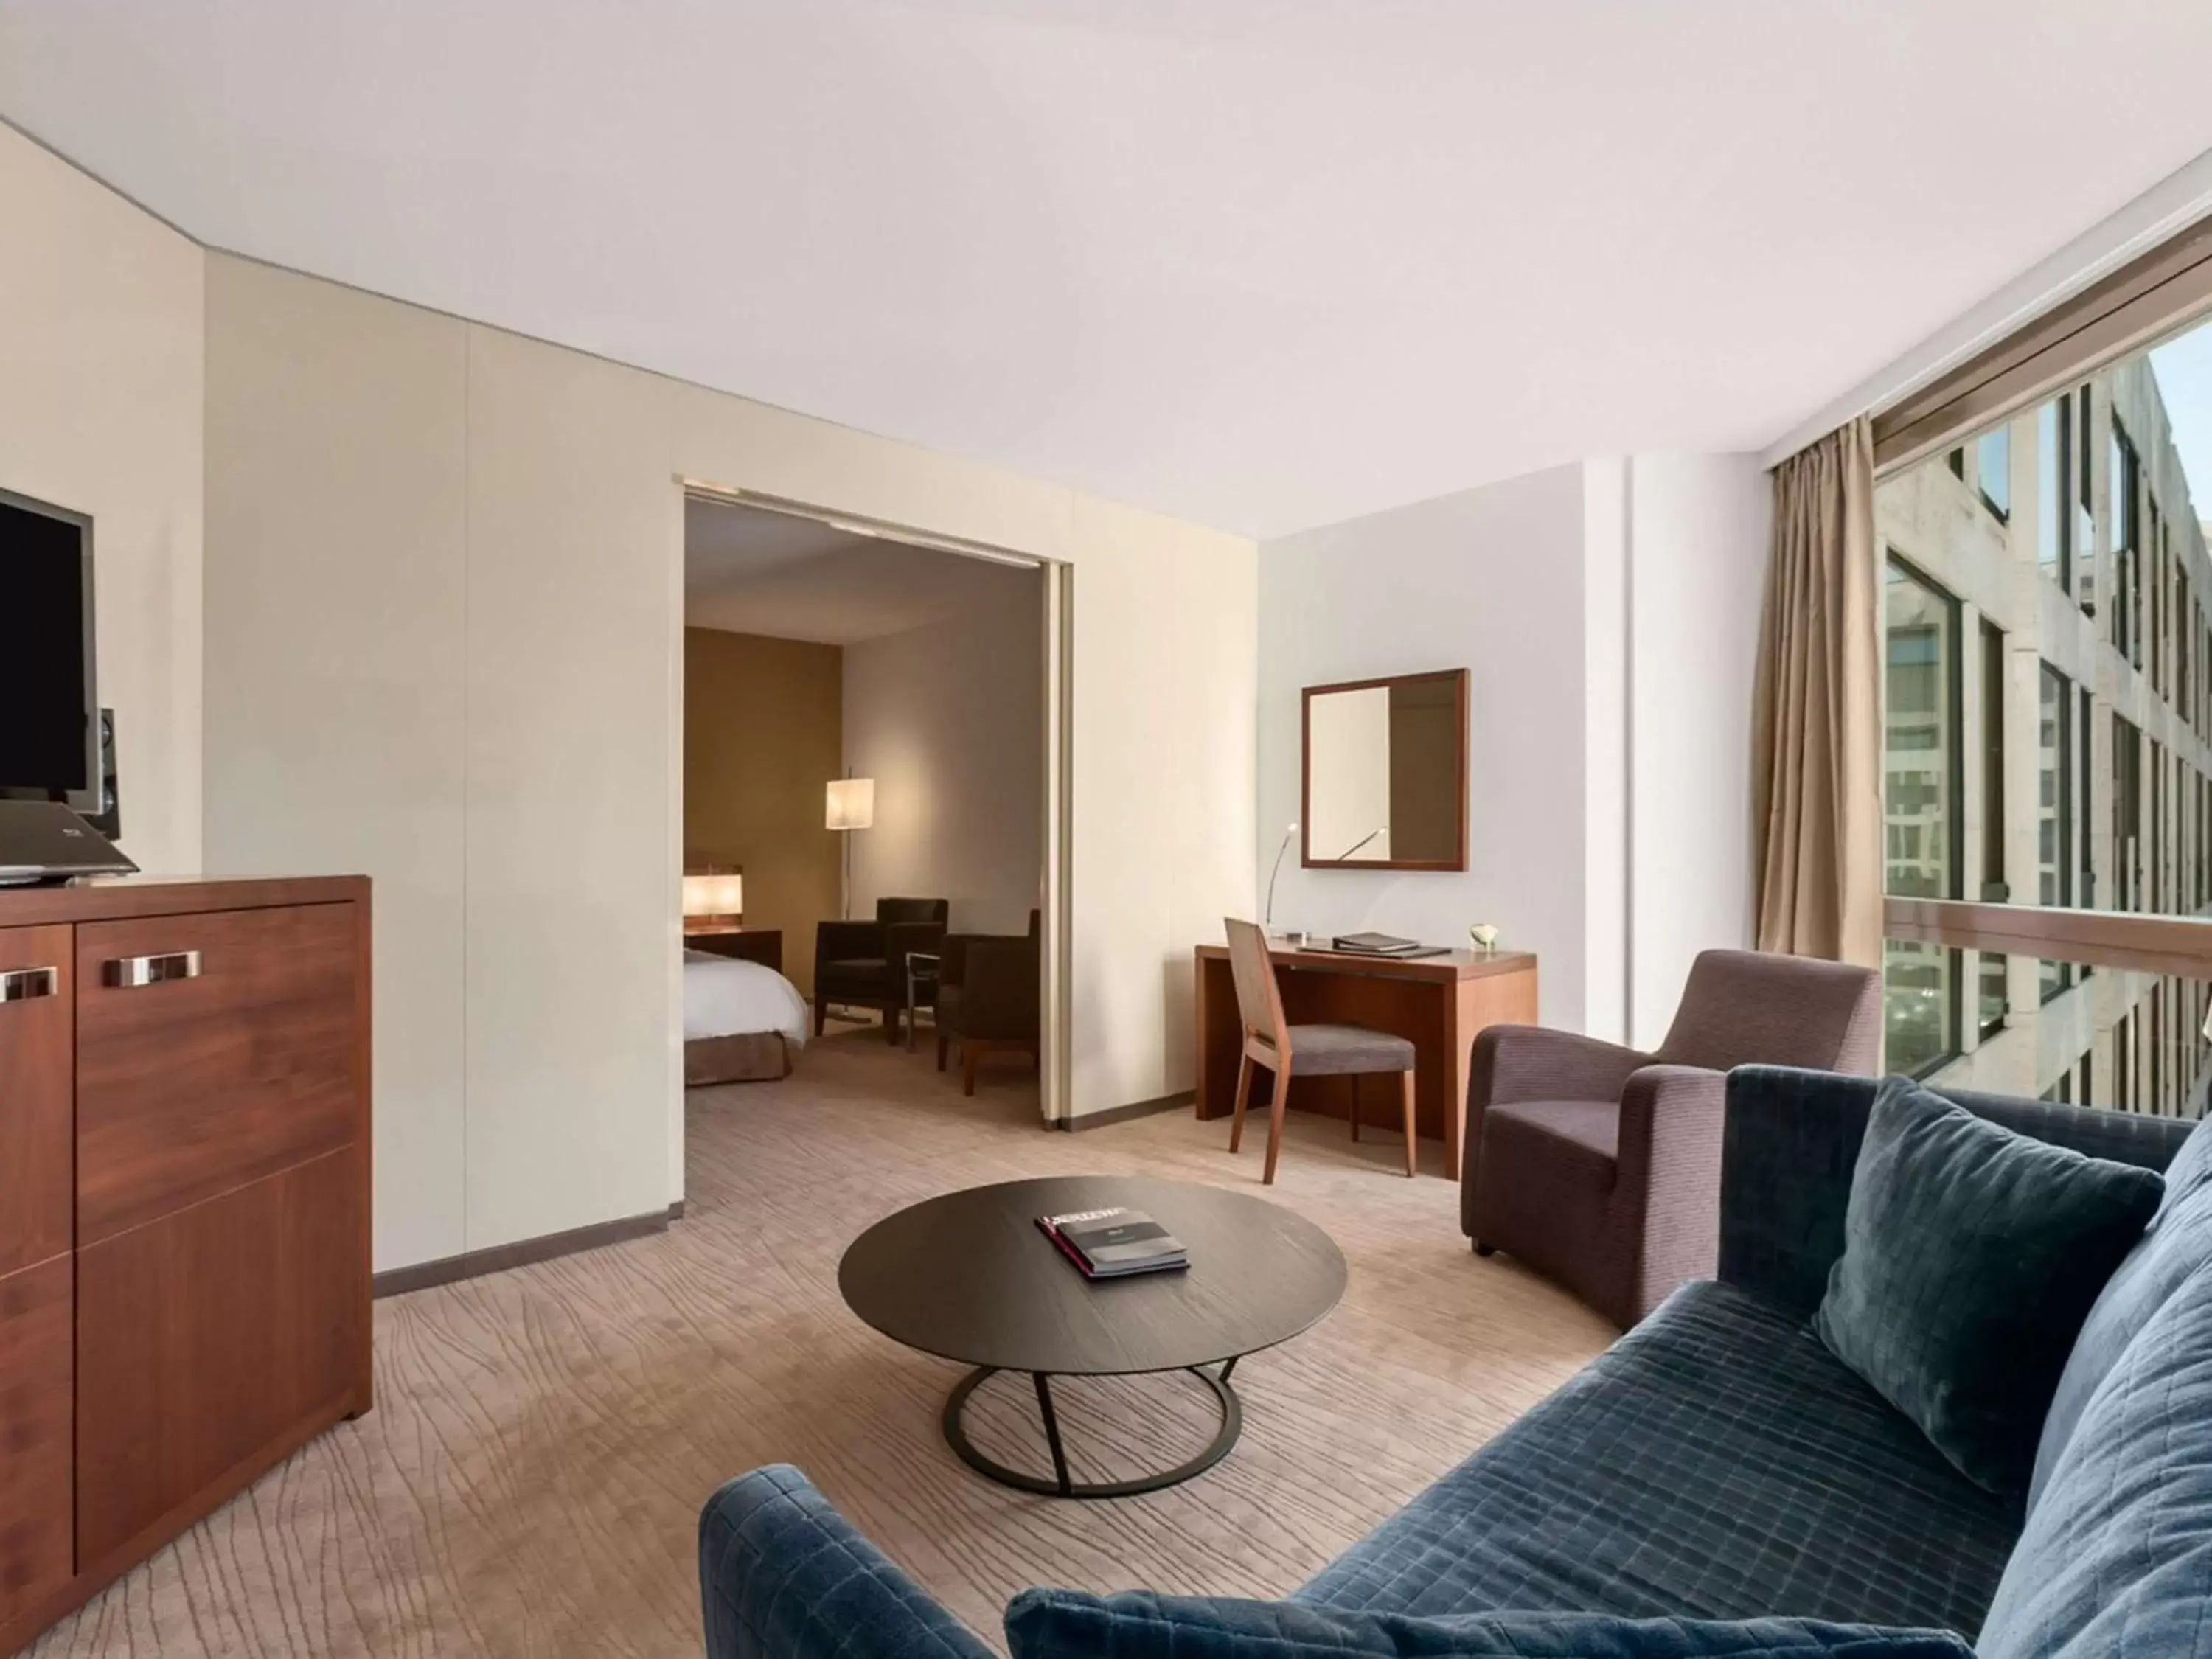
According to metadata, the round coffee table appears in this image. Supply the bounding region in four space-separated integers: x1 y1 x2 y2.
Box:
839 1175 1346 1499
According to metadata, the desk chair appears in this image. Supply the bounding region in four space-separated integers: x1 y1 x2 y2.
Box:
1222 917 1419 1183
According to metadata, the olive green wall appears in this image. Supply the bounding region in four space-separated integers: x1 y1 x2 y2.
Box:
684 627 844 996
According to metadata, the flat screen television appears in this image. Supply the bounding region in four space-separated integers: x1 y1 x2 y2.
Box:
0 487 101 813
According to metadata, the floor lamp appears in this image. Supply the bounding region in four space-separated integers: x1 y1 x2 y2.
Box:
827 776 875 920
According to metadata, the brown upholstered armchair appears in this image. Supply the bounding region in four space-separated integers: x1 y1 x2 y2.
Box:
936 911 1040 1093
813 897 948 1043
1462 948 1880 1327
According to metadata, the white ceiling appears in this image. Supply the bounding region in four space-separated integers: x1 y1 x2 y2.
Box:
685 498 1034 644
6 2 2212 539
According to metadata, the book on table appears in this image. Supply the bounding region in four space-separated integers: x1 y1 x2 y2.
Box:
1037 1206 1189 1279
1329 931 1443 957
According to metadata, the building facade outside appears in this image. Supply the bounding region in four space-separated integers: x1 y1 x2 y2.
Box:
1878 334 2212 1121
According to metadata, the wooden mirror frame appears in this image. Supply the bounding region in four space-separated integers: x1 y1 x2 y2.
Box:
1300 668 1469 872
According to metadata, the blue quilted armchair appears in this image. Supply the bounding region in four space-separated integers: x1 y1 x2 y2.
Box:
699 1068 2212 1659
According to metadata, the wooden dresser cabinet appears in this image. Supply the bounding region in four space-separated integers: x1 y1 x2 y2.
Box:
0 877 371 1653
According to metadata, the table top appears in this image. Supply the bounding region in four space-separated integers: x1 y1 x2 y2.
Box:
1195 940 1536 982
838 1175 1346 1376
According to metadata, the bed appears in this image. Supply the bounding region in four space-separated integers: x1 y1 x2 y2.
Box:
684 950 810 1085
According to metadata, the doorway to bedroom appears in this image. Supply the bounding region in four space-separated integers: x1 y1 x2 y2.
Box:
679 491 1055 1121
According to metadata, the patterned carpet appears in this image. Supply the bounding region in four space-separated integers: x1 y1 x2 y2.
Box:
26 1026 1612 1658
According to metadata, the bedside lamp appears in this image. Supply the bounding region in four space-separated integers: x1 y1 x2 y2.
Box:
683 870 744 928
827 776 875 920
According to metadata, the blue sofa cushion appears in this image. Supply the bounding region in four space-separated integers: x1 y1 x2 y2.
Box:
699 1464 996 1659
1005 1590 1975 1659
1978 1255 2212 1659
2028 1113 2212 1514
1293 1281 2014 1635
1812 1078 2162 1500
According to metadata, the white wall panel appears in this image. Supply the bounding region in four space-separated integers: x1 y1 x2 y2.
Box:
1259 465 1593 1029
0 123 203 876
203 257 469 1271
197 252 1256 1264
462 327 678 1248
1625 453 1770 1045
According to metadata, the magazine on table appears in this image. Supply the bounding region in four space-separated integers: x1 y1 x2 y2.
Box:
1036 1206 1189 1279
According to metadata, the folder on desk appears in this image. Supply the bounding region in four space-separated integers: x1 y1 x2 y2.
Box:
1329 932 1435 957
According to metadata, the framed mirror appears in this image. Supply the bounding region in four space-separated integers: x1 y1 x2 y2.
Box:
1301 668 1468 870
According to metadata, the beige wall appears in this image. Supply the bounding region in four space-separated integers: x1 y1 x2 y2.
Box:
684 627 843 995
0 123 203 875
844 577 1044 936
202 255 1257 1267
202 259 468 1270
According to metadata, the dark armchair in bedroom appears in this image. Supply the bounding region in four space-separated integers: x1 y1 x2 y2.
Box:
813 897 948 1043
936 911 1040 1093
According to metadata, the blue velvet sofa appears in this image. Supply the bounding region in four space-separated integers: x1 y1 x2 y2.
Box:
698 1068 2212 1658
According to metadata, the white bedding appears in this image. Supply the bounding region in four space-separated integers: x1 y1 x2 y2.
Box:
683 950 810 1047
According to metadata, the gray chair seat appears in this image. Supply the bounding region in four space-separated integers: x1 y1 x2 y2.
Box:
1280 1023 1416 1076
1222 918 1422 1181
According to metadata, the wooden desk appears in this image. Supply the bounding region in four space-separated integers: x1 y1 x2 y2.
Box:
1194 943 1537 1180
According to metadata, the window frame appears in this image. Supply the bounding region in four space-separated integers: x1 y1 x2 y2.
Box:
1975 425 2011 522
1882 552 1967 1076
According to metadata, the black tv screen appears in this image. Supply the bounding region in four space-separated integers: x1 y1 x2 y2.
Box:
0 489 98 808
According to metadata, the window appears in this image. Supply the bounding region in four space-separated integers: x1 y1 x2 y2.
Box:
2180 574 2194 717
2115 715 2144 914
2037 400 2064 586
2039 666 2073 1002
1867 293 2212 1115
2200 611 2211 740
1885 938 1958 1077
2117 1012 2135 1111
1885 557 1960 902
1981 621 2005 900
2113 420 2141 665
2078 387 2098 613
2152 739 2166 913
1975 425 2011 519
2151 504 2166 692
2154 988 2166 1114
2080 686 2097 914
1978 951 2008 1036
1884 557 1963 1074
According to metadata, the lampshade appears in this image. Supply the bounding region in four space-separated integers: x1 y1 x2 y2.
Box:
826 777 875 831
683 872 744 919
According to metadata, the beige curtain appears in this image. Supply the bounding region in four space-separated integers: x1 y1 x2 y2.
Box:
1752 416 1882 966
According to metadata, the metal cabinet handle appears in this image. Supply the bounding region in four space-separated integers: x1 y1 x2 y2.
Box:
0 967 58 1002
104 950 202 989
